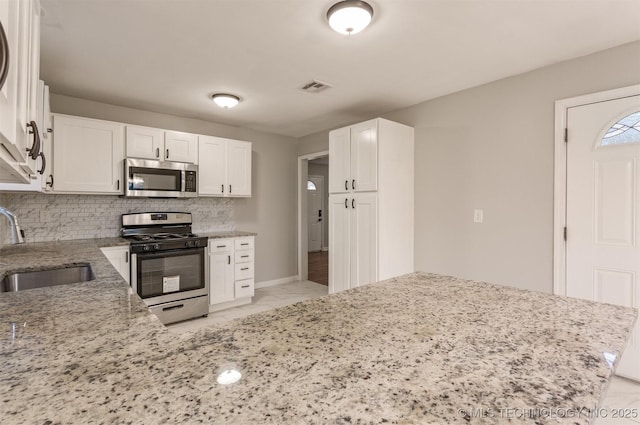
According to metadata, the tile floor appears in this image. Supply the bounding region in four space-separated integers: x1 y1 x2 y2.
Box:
167 280 640 423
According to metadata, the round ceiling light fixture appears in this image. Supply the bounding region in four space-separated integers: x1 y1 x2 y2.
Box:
211 93 240 109
327 0 374 35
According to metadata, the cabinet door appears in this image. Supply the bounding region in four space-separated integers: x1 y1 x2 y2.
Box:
198 135 227 196
126 125 164 160
227 140 251 196
100 247 130 284
350 120 378 192
350 193 378 288
52 115 125 194
329 127 350 194
329 195 351 294
209 247 235 305
0 0 18 150
165 130 197 163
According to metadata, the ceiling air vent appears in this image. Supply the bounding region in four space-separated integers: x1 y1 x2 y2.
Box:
300 80 332 93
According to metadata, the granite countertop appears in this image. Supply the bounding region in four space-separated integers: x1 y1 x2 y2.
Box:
0 240 636 424
199 230 257 239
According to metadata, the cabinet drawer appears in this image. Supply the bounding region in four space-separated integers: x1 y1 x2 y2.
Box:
235 237 254 251
209 239 233 253
235 279 254 299
235 262 254 280
235 250 254 263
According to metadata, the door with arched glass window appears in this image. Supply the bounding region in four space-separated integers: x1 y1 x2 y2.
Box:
566 95 640 381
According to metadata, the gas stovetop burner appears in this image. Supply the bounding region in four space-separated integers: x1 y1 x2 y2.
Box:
120 212 208 253
128 233 197 242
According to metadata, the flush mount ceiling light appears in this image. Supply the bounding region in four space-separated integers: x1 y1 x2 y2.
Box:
327 0 374 35
211 93 240 109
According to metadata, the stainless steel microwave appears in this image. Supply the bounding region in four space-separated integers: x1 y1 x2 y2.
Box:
124 158 197 198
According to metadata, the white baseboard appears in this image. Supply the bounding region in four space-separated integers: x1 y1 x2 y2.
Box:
255 275 299 289
208 297 252 313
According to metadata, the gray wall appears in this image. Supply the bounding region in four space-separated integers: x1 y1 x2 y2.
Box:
297 41 640 293
42 94 298 283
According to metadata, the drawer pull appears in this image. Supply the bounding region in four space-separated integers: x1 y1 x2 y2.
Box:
241 255 249 258
163 304 184 311
217 245 226 248
241 267 249 271
241 285 250 288
240 243 249 246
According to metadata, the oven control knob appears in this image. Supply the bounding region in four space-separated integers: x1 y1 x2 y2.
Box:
153 244 160 251
185 240 193 248
142 245 150 252
193 240 201 247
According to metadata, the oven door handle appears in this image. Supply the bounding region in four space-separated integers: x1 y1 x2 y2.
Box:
130 252 138 294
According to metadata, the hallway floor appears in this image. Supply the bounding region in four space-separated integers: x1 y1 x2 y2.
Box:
308 250 328 286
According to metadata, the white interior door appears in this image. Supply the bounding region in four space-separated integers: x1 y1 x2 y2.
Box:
308 175 324 252
566 94 640 381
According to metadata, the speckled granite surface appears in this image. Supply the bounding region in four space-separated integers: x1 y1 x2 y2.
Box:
0 240 636 424
200 230 256 239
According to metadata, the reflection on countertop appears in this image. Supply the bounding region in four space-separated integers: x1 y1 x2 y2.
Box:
0 238 636 424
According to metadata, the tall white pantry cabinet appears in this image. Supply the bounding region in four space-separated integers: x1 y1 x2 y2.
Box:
328 118 414 294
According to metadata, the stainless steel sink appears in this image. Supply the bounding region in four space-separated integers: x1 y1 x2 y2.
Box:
0 265 95 292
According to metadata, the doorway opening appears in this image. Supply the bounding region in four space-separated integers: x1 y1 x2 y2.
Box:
297 151 329 286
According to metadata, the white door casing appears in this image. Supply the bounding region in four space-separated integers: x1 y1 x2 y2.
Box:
308 175 324 252
562 90 640 381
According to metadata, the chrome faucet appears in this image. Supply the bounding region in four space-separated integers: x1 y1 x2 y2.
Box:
0 207 24 244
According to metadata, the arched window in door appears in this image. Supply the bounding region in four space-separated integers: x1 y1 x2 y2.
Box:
600 111 640 146
307 180 317 190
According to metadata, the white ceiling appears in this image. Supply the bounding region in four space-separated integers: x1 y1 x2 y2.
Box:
39 0 640 138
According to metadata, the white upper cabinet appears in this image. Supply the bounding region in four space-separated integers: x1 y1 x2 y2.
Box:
328 127 350 193
329 119 377 194
51 114 125 194
165 130 197 163
198 135 227 196
0 0 41 183
0 80 51 192
227 140 251 196
198 135 251 197
126 125 197 163
125 125 164 160
350 120 378 192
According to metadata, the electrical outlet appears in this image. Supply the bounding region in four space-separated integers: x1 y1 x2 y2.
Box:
473 209 483 223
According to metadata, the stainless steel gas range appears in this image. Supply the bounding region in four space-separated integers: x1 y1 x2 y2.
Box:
121 212 209 325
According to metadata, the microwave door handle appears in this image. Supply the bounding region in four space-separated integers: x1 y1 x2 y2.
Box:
181 171 186 192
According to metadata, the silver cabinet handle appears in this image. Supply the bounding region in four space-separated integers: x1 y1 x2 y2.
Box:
155 147 160 158
166 149 169 159
352 179 355 190
217 245 226 248
352 199 355 209
241 285 250 288
116 179 120 190
241 243 249 246
241 267 249 271
221 184 224 193
125 252 129 263
344 198 348 208
228 255 231 265
345 180 348 190
241 255 249 258
229 185 232 194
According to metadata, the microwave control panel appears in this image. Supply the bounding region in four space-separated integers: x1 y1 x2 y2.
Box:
185 171 197 192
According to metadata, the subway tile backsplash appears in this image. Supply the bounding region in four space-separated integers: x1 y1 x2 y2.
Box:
1 193 233 244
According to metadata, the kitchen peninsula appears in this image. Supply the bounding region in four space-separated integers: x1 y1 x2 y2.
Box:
0 240 636 424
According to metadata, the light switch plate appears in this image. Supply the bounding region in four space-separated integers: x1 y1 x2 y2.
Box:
473 209 483 223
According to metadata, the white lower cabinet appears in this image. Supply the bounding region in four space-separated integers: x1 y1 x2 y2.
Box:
208 239 235 304
329 193 378 294
100 246 130 284
208 236 255 311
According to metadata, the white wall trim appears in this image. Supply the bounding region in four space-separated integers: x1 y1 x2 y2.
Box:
255 275 300 289
297 150 329 283
553 84 640 296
